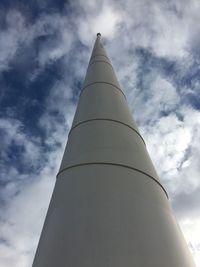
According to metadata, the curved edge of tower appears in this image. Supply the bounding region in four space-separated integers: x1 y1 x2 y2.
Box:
32 34 195 267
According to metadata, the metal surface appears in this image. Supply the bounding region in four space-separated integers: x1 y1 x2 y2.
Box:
32 34 195 267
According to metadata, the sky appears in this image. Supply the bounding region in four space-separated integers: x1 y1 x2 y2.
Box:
0 0 200 266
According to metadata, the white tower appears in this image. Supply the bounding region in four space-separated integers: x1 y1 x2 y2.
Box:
32 34 195 267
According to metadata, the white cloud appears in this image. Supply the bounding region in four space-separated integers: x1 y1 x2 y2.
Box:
140 106 200 193
75 2 122 45
133 75 180 123
0 10 26 71
0 114 68 266
139 106 200 265
33 14 75 67
180 217 200 267
0 167 56 267
0 118 41 168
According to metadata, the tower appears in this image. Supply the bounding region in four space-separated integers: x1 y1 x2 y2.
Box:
32 34 195 267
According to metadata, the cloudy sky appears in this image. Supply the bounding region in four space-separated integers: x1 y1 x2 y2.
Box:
0 0 200 266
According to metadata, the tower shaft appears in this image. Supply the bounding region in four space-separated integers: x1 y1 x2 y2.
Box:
32 35 195 267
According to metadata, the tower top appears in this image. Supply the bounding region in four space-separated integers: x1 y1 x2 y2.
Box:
97 32 101 37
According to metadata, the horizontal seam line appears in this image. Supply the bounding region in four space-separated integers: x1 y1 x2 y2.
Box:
88 60 113 69
68 118 146 145
90 54 109 61
57 162 168 198
80 82 126 100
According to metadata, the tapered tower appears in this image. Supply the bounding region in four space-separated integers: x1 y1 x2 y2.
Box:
32 34 195 267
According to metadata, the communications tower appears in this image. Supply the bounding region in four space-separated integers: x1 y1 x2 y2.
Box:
32 33 195 267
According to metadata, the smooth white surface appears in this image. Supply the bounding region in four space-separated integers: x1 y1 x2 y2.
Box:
32 36 195 267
